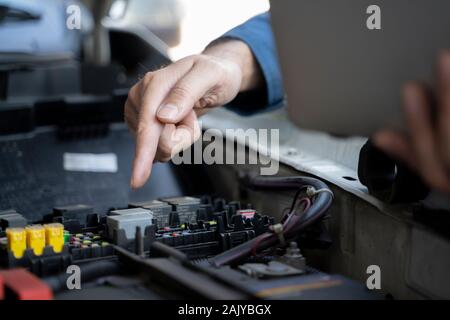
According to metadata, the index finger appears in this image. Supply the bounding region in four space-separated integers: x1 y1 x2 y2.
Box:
130 79 164 189
131 59 195 188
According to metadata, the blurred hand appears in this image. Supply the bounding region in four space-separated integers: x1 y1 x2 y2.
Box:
374 51 450 194
125 39 262 189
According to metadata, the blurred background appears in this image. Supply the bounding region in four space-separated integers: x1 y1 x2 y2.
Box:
166 0 269 59
0 0 270 216
107 0 269 59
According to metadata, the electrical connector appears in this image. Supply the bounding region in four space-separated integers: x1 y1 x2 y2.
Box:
44 223 64 253
129 200 172 228
0 211 27 230
25 225 46 256
160 196 200 224
107 211 153 240
5 228 26 259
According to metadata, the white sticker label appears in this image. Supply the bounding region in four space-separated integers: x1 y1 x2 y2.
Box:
63 153 118 173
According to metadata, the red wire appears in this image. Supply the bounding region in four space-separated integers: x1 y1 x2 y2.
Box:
282 197 311 227
251 197 312 256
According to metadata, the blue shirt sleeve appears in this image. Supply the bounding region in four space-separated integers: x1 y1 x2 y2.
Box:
219 12 285 115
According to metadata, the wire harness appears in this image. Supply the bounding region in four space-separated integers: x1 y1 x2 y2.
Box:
210 175 334 267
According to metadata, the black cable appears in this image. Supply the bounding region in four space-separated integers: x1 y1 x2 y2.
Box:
288 186 308 215
43 259 122 292
150 240 189 261
210 175 333 267
113 242 254 299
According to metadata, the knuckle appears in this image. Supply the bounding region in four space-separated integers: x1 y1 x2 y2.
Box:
194 54 209 64
157 152 172 163
194 53 205 60
127 86 135 101
124 115 136 136
203 92 220 107
126 94 135 109
127 84 140 107
124 108 132 123
196 97 210 109
159 143 173 159
124 110 136 125
170 85 194 102
136 123 148 136
158 157 171 163
143 71 155 84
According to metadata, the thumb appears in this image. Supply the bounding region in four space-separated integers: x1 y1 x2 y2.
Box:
156 61 221 124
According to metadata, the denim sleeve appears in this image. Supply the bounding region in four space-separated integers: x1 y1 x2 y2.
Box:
218 12 285 115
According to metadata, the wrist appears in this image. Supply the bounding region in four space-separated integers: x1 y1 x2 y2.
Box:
203 38 263 92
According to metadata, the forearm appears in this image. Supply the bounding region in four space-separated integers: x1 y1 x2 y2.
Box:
203 38 264 92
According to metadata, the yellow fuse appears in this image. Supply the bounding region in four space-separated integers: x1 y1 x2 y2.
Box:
26 225 46 256
5 228 26 259
44 223 64 253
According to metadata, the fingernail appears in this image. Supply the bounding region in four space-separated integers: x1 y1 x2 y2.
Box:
157 104 178 120
130 173 139 189
130 163 142 189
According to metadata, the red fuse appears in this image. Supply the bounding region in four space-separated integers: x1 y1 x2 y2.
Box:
0 268 53 300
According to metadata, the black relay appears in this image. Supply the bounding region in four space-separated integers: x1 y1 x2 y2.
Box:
129 200 172 228
160 196 201 225
0 209 27 232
